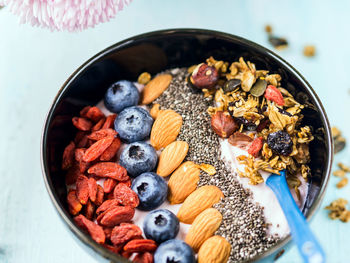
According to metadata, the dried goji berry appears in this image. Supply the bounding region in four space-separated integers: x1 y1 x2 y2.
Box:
98 206 135 227
118 179 132 188
87 177 98 202
121 251 132 259
76 175 90 205
106 191 115 200
75 131 89 148
83 136 114 162
92 117 106 131
74 214 105 244
248 137 264 157
264 85 285 106
88 129 117 141
111 223 143 246
87 162 129 181
103 227 114 240
67 190 82 215
80 106 92 117
100 137 121 161
72 117 93 131
102 244 123 254
134 252 154 263
84 200 95 220
74 148 90 173
113 184 139 208
123 239 157 253
62 141 75 170
66 164 82 185
94 185 104 206
104 178 117 193
96 199 120 215
85 106 105 122
102 114 117 129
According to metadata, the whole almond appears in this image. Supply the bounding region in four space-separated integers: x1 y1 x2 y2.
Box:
141 74 172 104
198 236 231 263
157 141 189 177
150 109 182 150
177 185 224 224
168 161 200 204
185 208 222 252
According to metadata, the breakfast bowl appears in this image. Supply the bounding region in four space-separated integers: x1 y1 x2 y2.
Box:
41 29 333 263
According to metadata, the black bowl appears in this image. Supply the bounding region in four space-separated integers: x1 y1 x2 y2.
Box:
41 29 333 263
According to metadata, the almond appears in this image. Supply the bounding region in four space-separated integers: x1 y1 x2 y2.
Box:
141 74 172 104
150 103 162 119
150 109 182 150
177 185 224 224
157 141 189 177
185 208 222 252
198 236 231 263
168 161 200 204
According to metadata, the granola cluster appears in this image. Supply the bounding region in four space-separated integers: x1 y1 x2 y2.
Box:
191 57 314 195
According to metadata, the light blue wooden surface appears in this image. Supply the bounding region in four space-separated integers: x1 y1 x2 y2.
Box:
0 0 349 262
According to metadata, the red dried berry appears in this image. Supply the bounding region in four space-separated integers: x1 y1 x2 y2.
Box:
88 129 117 141
87 162 129 181
67 190 82 215
134 252 154 263
74 214 105 244
72 117 93 131
248 137 264 157
118 179 132 188
96 199 120 215
100 138 121 161
102 114 117 129
85 106 105 122
84 200 96 220
102 244 123 254
94 185 104 206
104 178 117 193
264 85 285 106
123 239 157 253
98 206 135 227
111 223 142 246
76 175 90 205
62 141 75 170
87 177 98 203
80 106 92 117
113 183 139 208
83 136 114 162
103 227 114 241
74 148 90 173
92 117 106 131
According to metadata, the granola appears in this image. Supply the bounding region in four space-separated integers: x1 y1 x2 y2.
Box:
325 198 350 223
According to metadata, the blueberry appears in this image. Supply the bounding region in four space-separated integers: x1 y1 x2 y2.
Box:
131 172 167 211
114 106 153 143
154 239 196 263
104 80 139 113
267 130 293 156
143 209 179 244
119 142 158 178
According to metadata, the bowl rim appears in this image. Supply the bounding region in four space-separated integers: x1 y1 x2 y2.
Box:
41 28 333 262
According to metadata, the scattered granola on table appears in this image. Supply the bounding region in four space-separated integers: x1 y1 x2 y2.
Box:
264 24 288 50
325 198 350 223
332 126 346 154
303 45 316 57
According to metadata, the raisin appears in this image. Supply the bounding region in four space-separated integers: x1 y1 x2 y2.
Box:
267 130 293 156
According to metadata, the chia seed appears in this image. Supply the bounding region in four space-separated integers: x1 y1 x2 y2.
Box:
153 68 278 262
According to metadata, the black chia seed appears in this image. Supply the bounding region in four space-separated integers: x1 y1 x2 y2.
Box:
153 68 278 262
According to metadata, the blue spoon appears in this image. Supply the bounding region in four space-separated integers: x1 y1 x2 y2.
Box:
266 170 326 263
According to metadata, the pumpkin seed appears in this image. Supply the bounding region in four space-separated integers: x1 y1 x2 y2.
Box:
250 79 267 97
223 79 241 93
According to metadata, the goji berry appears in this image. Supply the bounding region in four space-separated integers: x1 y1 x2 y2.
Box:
87 162 129 181
103 178 117 193
123 239 157 253
98 206 135 227
96 199 120 215
84 200 95 220
118 179 132 188
248 137 264 157
88 129 117 141
85 106 105 122
102 114 117 129
134 252 154 263
264 85 285 106
100 138 121 161
67 190 82 215
74 214 105 244
113 183 139 208
75 132 89 148
121 251 132 259
94 185 104 206
80 106 92 117
76 175 89 205
102 244 123 254
103 227 114 240
87 177 98 203
74 148 90 173
92 117 106 131
72 117 93 131
111 223 142 246
62 141 75 170
83 136 114 162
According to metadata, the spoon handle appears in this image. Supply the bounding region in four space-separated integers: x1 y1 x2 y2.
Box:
266 171 326 263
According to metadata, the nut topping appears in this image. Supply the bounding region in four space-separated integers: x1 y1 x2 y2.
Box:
190 63 219 89
211 111 238 138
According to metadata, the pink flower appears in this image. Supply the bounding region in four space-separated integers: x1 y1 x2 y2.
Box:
0 0 132 31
